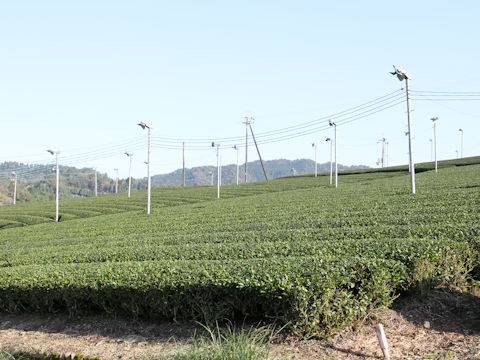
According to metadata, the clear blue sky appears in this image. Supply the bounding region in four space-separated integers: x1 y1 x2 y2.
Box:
1 1 479 179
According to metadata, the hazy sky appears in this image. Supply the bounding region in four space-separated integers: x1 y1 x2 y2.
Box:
1 1 479 179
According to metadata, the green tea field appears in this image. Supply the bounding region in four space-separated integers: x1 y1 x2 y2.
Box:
0 157 479 339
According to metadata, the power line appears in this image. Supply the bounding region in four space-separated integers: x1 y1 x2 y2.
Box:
411 90 480 95
148 92 406 149
149 89 405 145
411 98 480 101
1 86 478 179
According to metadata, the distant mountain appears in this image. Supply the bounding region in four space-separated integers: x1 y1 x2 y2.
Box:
151 159 369 187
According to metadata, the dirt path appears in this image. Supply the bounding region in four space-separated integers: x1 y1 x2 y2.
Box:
1 289 479 359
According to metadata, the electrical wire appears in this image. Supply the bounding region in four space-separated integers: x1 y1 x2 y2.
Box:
411 90 480 94
149 89 405 144
412 98 480 101
149 97 406 149
2 87 478 178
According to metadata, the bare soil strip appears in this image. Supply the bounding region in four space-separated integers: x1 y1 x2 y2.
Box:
1 290 479 359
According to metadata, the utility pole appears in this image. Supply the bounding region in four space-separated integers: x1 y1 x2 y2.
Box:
47 149 60 222
458 128 463 158
248 121 269 181
209 170 214 186
125 152 133 198
243 116 250 183
404 131 410 173
138 121 153 215
391 65 415 194
182 141 186 187
312 143 317 177
114 168 119 193
94 168 98 197
378 138 387 168
329 120 338 188
11 171 17 205
405 73 415 193
431 117 438 172
212 142 221 198
429 139 433 162
382 139 385 168
233 145 239 185
326 137 333 185
386 141 389 167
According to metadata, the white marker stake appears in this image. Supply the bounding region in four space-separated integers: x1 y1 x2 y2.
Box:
375 324 391 360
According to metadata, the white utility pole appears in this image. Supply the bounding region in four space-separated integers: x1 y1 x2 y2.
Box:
47 149 60 222
233 145 239 185
329 120 338 188
138 121 153 215
209 171 214 186
429 139 433 161
243 116 251 183
312 143 317 177
391 65 415 194
378 138 387 168
94 168 98 197
431 117 438 172
212 142 221 198
114 168 119 193
458 128 464 158
182 142 186 187
125 152 133 198
404 132 411 173
386 141 389 167
11 171 17 205
326 137 333 185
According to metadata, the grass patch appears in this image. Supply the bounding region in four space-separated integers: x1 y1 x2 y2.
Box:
152 323 280 360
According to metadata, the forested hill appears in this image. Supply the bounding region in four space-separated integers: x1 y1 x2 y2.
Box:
0 162 146 205
151 159 369 186
0 159 368 204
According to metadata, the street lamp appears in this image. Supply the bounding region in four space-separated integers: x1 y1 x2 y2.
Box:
125 152 133 198
212 142 221 198
458 128 464 158
233 145 239 185
329 119 338 188
325 137 333 185
11 171 17 205
312 142 317 177
138 120 153 215
47 149 60 222
390 65 415 194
